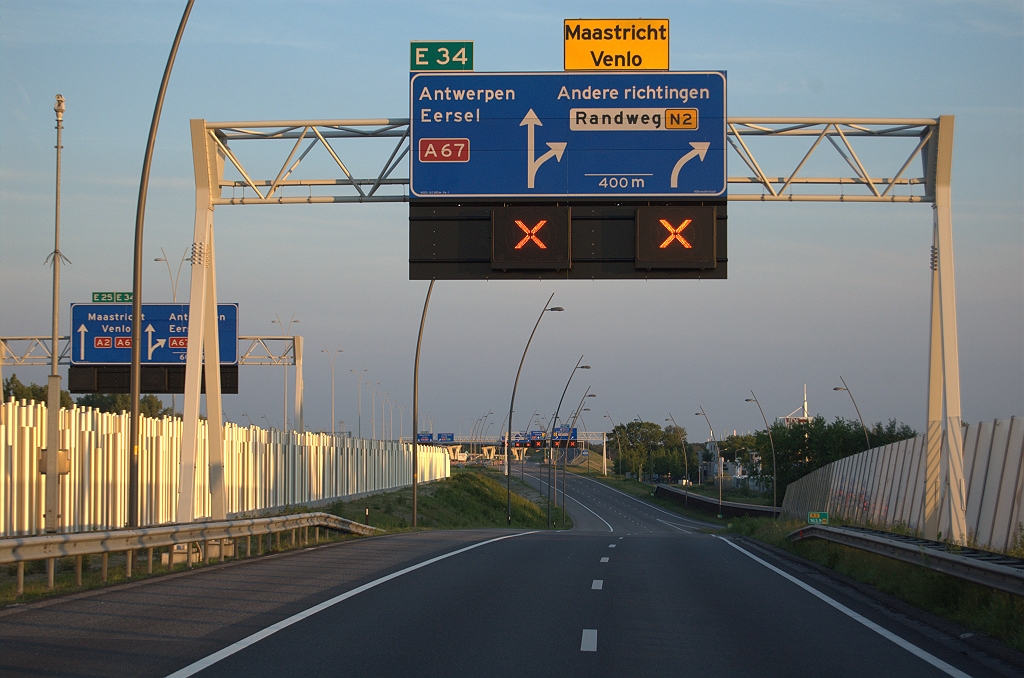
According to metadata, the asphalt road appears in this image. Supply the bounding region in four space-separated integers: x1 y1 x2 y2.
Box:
0 468 1019 678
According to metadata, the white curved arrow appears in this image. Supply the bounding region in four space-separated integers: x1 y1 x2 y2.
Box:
521 109 567 189
145 324 166 361
670 142 711 188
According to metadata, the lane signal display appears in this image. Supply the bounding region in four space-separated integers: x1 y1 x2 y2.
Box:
635 206 716 269
492 206 571 270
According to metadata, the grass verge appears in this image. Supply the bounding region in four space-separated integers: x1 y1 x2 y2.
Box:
325 467 564 531
726 516 1024 653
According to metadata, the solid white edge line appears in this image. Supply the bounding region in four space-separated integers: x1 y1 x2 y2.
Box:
576 476 718 528
165 531 538 678
715 537 973 678
656 519 692 534
524 471 614 532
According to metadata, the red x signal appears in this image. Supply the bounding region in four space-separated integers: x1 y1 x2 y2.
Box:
659 219 693 249
514 220 548 250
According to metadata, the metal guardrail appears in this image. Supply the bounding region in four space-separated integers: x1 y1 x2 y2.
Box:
788 524 1024 597
1 512 383 596
655 484 782 519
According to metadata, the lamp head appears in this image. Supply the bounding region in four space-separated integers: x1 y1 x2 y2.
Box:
586 393 596 397
745 398 755 402
154 257 166 262
54 94 65 118
695 413 702 416
579 365 591 370
833 387 845 391
548 306 564 312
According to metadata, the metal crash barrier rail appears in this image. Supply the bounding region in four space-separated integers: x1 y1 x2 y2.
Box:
788 524 1024 597
0 512 383 596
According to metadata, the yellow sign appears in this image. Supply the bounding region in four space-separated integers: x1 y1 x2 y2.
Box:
665 109 699 130
564 19 669 71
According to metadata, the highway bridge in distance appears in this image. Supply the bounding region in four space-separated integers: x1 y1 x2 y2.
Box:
0 468 1015 678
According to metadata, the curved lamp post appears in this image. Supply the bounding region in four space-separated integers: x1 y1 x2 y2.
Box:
745 392 777 514
561 390 596 526
504 294 562 526
834 376 872 451
546 357 589 528
665 414 688 507
695 407 722 518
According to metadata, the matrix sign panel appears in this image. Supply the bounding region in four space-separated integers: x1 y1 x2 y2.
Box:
409 72 726 198
492 206 570 270
635 206 716 269
70 303 238 365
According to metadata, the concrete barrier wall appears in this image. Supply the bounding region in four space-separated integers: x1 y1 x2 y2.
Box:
0 399 450 536
781 417 1024 552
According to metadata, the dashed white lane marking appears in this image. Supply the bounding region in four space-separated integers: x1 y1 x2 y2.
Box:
656 519 692 534
592 580 603 590
581 629 598 651
618 536 623 540
608 544 616 548
600 557 609 563
164 531 538 678
716 537 972 678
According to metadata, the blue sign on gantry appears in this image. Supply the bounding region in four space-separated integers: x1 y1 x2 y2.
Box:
69 303 238 365
410 71 726 198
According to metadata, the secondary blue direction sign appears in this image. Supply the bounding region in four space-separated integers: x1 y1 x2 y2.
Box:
417 433 433 443
410 71 726 198
437 433 455 443
69 303 238 365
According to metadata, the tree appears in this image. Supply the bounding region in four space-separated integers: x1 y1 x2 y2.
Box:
748 416 917 503
75 392 171 417
608 421 697 483
3 373 73 408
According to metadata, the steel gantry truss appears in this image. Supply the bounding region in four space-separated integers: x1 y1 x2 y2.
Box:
180 114 964 542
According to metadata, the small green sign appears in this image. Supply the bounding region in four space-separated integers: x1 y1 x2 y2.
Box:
92 292 132 303
411 41 473 71
807 511 829 525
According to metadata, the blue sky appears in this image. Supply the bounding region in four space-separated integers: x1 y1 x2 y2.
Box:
2 0 1022 439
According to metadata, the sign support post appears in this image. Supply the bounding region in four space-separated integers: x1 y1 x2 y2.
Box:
179 119 226 523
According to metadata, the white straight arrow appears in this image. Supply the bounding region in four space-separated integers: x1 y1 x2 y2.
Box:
77 324 88 361
521 109 567 189
670 142 711 188
145 324 166 361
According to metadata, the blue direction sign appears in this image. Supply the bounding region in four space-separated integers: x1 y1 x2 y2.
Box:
69 303 238 365
417 433 433 443
437 433 455 443
410 71 726 198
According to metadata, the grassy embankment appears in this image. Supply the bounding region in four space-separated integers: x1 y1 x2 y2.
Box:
325 466 560 531
0 468 558 607
583 472 1024 652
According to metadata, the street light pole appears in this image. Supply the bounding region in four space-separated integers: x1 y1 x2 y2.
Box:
155 247 189 417
696 407 722 518
547 357 589 527
128 0 194 529
44 93 68 533
745 392 778 514
321 346 343 435
272 314 299 431
412 279 435 528
834 376 872 451
351 368 367 438
563 390 596 526
666 414 688 508
505 294 562 527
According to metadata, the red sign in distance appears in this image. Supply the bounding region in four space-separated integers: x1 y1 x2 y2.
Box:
418 138 470 163
169 338 187 348
94 336 112 348
114 337 132 349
